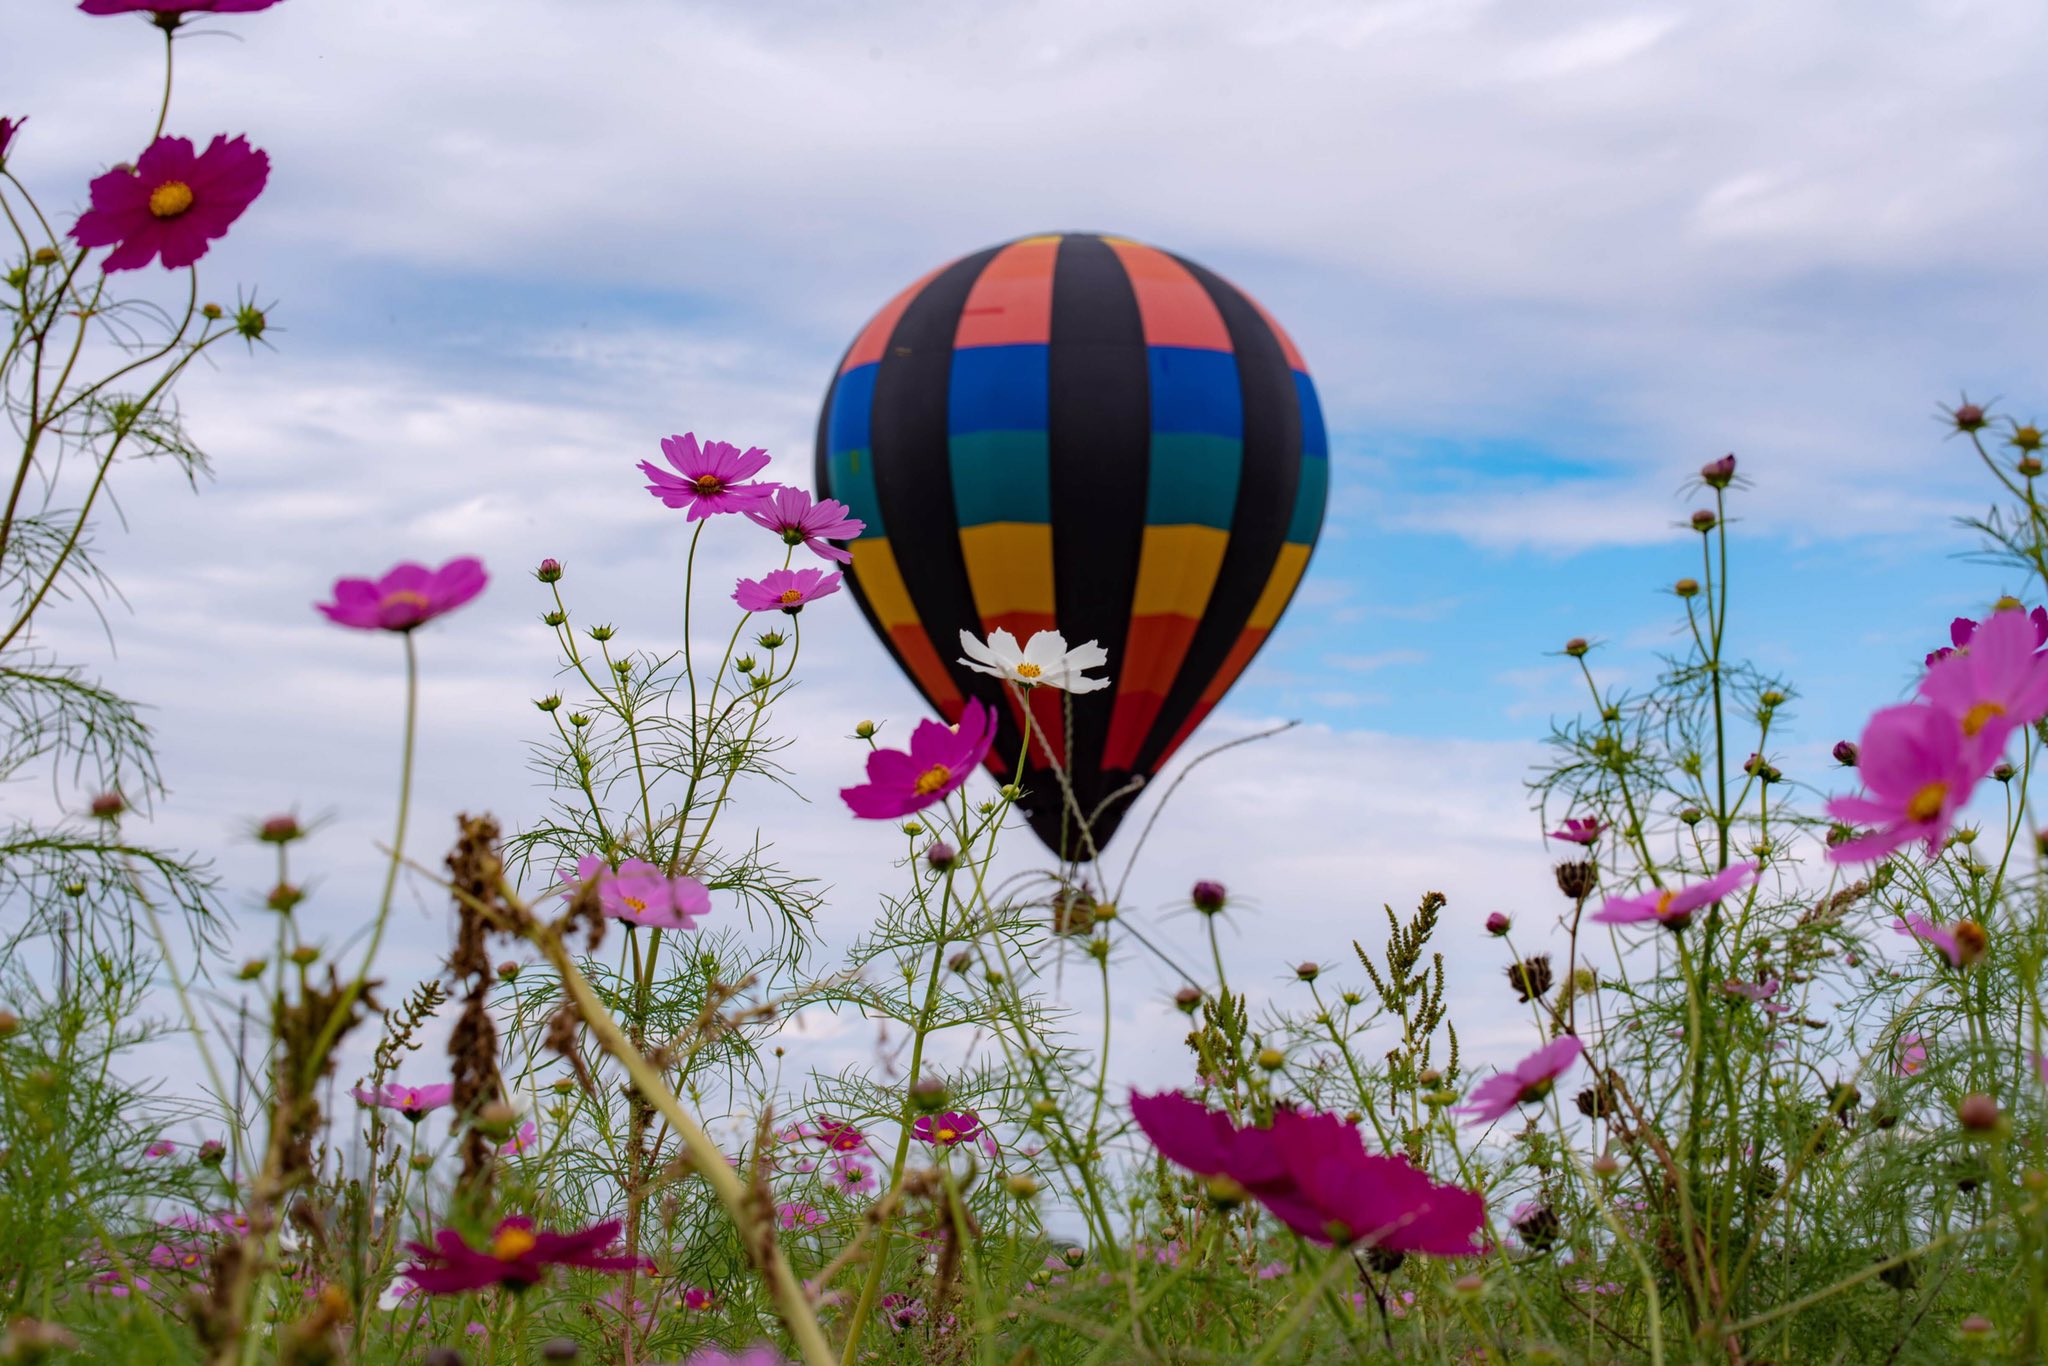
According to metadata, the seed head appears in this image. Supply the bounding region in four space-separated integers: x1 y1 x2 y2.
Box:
1506 955 1554 1002
1555 860 1597 900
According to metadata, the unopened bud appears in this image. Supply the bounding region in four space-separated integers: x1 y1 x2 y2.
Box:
1952 401 1988 432
1486 912 1511 936
1959 1314 1994 1339
237 957 267 980
540 1339 579 1363
1563 637 1589 657
1204 1174 1247 1209
200 301 224 319
1958 1093 2001 1131
854 720 877 739
89 792 125 820
946 950 972 973
1832 740 1858 767
1952 918 1989 966
1690 509 1717 532
289 945 319 966
1006 1174 1040 1198
587 624 614 642
1700 453 1737 488
924 842 958 872
757 629 787 650
1994 762 2017 783
2012 425 2044 453
1173 987 1202 1014
258 814 303 843
999 784 1023 801
2023 456 2045 478
265 883 303 913
497 961 520 980
535 558 563 583
1294 961 1319 981
1674 577 1700 598
909 1076 947 1113
1191 879 1227 913
1256 1047 1285 1071
198 1138 226 1165
1679 806 1704 825
900 821 923 837
0 1009 17 1037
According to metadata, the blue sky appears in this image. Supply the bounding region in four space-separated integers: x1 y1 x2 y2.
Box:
11 0 2048 1109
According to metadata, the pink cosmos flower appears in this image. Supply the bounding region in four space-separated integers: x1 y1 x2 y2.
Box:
1824 704 1986 863
793 1115 868 1152
1456 1036 1585 1125
1927 605 2048 667
1549 817 1603 845
841 700 998 820
913 1111 998 1156
90 1270 150 1297
1893 913 1985 968
402 1217 647 1294
145 1139 177 1159
316 557 487 633
81 0 282 14
1897 1034 1928 1077
680 1350 788 1366
744 486 865 564
639 433 775 519
1591 863 1757 932
1919 607 2048 765
1720 978 1780 1004
560 854 710 931
70 135 268 272
500 1122 539 1157
880 1294 927 1330
681 1286 715 1311
733 566 842 615
352 1082 455 1121
777 1202 827 1231
829 1157 876 1194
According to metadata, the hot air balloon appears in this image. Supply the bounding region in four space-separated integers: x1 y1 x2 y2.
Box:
815 232 1326 858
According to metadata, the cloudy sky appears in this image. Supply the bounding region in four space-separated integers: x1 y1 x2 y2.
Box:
10 0 2046 1126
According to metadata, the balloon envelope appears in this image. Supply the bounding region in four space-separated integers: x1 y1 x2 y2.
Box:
815 232 1327 857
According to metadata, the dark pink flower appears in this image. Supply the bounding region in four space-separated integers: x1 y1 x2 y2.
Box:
880 1293 926 1330
733 566 841 615
144 1139 177 1159
830 1156 876 1193
1590 862 1757 932
351 1082 454 1122
840 700 997 820
560 854 709 931
913 1110 997 1156
1928 605 2048 667
639 433 775 519
500 1122 539 1157
1191 880 1228 913
402 1217 647 1294
1920 607 2048 765
70 135 268 272
316 557 487 632
1548 817 1603 845
794 1115 868 1153
744 486 865 564
1825 704 1986 863
777 1202 826 1231
1485 912 1510 936
80 0 283 15
1893 913 1986 968
681 1286 715 1311
1456 1036 1584 1125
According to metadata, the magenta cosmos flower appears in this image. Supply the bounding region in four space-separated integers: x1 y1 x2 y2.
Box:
80 0 283 15
351 1082 455 1122
562 854 709 931
734 566 841 615
0 118 23 169
1825 704 1986 863
744 486 864 564
1919 607 2048 765
403 1217 646 1294
680 1350 787 1366
841 700 997 820
1549 817 1603 845
1893 913 1986 968
316 557 487 632
913 1111 997 1156
1130 1093 1483 1255
1590 862 1757 932
1456 1036 1584 1125
639 433 775 519
70 135 268 272
1927 605 2048 667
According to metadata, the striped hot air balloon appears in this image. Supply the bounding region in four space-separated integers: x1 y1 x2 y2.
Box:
815 232 1327 858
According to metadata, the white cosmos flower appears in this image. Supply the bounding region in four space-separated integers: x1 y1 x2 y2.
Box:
957 629 1109 693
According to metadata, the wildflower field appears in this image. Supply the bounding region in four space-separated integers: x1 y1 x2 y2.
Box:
8 5 2048 1365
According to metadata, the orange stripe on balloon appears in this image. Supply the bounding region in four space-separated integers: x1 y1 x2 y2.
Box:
842 264 947 373
1103 691 1166 772
1103 614 1201 769
999 683 1067 772
1106 239 1232 351
1157 627 1270 765
954 238 1058 349
983 610 1059 645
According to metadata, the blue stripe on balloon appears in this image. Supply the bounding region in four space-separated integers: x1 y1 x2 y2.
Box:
829 362 878 456
1148 347 1243 438
949 344 1049 433
1294 370 1328 460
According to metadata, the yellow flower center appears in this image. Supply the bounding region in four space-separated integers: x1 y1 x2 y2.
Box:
148 181 194 219
1015 662 1043 679
380 589 430 614
778 588 804 604
693 474 724 493
935 1127 956 1142
622 895 647 914
1961 700 2005 736
491 1226 538 1261
914 764 953 795
1655 891 1676 917
1907 781 1948 823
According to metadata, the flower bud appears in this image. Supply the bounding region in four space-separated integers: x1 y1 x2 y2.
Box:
900 821 923 837
1006 1173 1040 1198
854 720 877 739
89 792 125 820
1563 637 1589 657
1191 879 1227 913
924 842 958 872
1294 961 1319 981
587 624 614 642
2011 425 2043 453
535 558 563 583
1486 912 1511 936
1952 918 1989 966
1592 1152 1619 1178
497 961 521 980
540 1339 579 1363
1679 806 1704 825
909 1075 948 1113
1093 900 1117 923
1256 1047 1285 1071
1832 740 1857 767
1690 509 1717 532
1952 401 1988 432
289 945 319 966
757 630 788 650
2023 456 2045 478
1087 936 1110 962
1958 1093 2001 1131
1700 453 1737 487
237 957 267 981
734 656 756 674
1994 762 2017 783
265 882 303 914
1959 1315 1994 1339
1674 577 1700 598
535 695 562 714
198 1138 226 1165
568 713 591 728
1759 689 1784 708
1173 986 1203 1014
946 950 972 973
0 1009 17 1037
258 813 304 844
410 1153 434 1172
1061 1246 1086 1268
542 610 567 627
999 783 1023 801
234 304 267 341
1452 1273 1485 1297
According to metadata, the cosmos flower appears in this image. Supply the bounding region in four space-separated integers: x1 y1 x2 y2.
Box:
958 629 1109 693
315 557 487 633
681 1286 716 1311
733 567 841 615
777 1202 827 1231
639 433 776 519
499 1122 540 1157
840 700 998 820
1825 704 1986 863
402 1217 646 1294
1590 863 1758 932
744 486 864 563
80 0 283 16
1926 604 2048 667
1548 817 1603 845
1720 978 1781 1004
351 1082 455 1122
829 1157 876 1194
1919 607 2048 765
1893 914 1987 968
560 854 710 932
912 1111 997 1156
1897 1034 1928 1077
1456 1037 1585 1125
144 1139 177 1159
678 1350 788 1366
70 135 269 272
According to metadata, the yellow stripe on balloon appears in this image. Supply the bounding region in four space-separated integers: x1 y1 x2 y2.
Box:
1248 542 1312 629
1128 525 1230 619
959 522 1056 620
849 538 920 629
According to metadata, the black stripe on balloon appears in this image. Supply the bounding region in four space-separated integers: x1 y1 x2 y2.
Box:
1130 256 1303 778
866 245 1006 725
1036 232 1150 855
